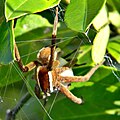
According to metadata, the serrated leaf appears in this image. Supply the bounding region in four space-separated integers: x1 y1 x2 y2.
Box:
92 6 110 64
5 0 60 21
65 0 106 32
107 35 120 63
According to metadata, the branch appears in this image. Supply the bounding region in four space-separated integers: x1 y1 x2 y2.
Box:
6 92 31 120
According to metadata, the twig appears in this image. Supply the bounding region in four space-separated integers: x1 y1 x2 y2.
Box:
6 92 31 120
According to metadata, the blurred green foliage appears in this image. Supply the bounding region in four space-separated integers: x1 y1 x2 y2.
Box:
0 0 120 120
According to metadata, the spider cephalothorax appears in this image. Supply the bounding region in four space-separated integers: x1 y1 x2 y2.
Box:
35 47 72 97
37 47 57 65
35 47 60 95
14 7 103 104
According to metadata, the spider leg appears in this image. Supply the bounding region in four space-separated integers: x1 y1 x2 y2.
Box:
48 7 58 70
54 67 70 74
57 81 83 104
34 84 48 106
34 84 41 99
14 43 38 72
58 62 103 83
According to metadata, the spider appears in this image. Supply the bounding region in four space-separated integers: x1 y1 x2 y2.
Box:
14 7 103 104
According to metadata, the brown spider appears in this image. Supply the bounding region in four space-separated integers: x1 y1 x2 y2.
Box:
14 7 103 104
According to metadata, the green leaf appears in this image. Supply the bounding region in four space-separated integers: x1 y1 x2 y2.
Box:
14 15 77 41
111 0 120 13
107 35 120 63
77 45 92 65
92 6 110 64
5 0 60 21
107 0 120 13
65 0 106 32
0 0 4 24
109 10 120 28
0 0 14 64
0 63 20 87
92 25 110 64
15 14 52 39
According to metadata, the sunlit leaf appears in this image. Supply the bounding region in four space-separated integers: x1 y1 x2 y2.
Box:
5 0 61 21
92 25 110 64
107 35 120 63
109 10 120 28
92 6 110 64
65 0 106 32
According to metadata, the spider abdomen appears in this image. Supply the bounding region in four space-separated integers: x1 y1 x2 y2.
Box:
37 66 50 94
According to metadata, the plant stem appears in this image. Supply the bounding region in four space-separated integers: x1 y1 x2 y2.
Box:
6 92 31 120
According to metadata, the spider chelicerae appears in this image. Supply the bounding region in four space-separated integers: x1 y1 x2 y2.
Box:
14 7 103 104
